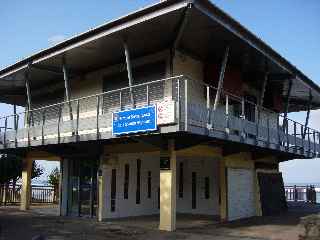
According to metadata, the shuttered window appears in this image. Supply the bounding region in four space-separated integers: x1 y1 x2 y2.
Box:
103 61 166 113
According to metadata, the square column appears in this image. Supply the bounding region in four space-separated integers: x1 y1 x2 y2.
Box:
159 139 176 231
219 158 227 221
60 158 69 216
98 156 108 221
20 157 32 211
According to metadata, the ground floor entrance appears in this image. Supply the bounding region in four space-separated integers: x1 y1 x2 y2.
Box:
18 137 287 231
63 158 98 218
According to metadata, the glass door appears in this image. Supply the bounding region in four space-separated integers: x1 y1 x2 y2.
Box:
67 158 98 218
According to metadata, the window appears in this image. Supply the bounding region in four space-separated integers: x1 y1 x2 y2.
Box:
245 95 257 122
124 164 129 199
179 162 184 198
192 172 197 209
111 169 116 212
147 171 151 199
103 61 166 112
205 177 210 199
136 159 141 204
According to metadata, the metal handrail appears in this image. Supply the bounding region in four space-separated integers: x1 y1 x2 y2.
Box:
0 75 184 119
0 75 319 155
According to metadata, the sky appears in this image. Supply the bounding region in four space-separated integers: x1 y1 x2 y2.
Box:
0 0 319 184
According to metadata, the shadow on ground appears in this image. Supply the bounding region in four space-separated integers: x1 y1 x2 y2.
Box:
0 202 319 240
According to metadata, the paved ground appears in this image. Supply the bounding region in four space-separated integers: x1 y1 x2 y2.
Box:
0 203 319 240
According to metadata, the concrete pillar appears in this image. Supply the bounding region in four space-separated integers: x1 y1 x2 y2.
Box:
98 155 108 221
219 158 227 222
20 157 32 211
159 139 176 231
60 158 69 216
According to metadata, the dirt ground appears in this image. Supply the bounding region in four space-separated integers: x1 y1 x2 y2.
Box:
0 203 319 240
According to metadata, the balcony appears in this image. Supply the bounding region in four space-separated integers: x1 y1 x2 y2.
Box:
0 75 319 158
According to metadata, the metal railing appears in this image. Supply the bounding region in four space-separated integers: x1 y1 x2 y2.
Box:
285 185 317 203
0 75 319 157
0 184 56 205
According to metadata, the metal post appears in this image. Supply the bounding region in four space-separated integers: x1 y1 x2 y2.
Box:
259 71 268 107
225 94 229 134
25 64 32 113
25 64 32 133
241 97 246 140
41 110 46 145
4 117 7 148
76 100 80 140
213 46 230 111
267 116 270 145
123 41 135 108
58 105 62 144
241 97 245 119
13 103 17 131
255 105 259 142
119 91 122 110
146 85 150 105
294 122 297 151
15 115 19 148
286 120 289 150
96 95 100 139
308 128 311 155
177 78 181 129
62 57 73 122
206 86 210 126
282 79 293 129
303 90 313 139
184 78 188 131
313 131 316 156
277 114 281 148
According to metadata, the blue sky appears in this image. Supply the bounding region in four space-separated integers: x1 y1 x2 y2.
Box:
1 0 319 183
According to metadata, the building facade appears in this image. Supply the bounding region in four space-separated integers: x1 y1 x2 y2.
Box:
0 0 320 231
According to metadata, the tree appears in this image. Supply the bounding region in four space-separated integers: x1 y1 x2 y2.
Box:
0 154 44 184
0 154 44 204
48 167 60 203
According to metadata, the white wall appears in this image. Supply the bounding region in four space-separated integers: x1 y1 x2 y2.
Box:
102 152 220 218
176 156 220 216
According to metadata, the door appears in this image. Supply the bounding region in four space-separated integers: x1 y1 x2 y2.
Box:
257 172 287 215
67 158 98 217
227 168 255 221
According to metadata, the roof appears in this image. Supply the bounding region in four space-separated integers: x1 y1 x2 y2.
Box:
0 0 319 111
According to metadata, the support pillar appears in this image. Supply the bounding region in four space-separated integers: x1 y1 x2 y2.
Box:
60 158 69 216
98 155 108 222
20 157 32 211
213 46 230 111
219 158 227 222
62 57 73 121
123 41 135 108
159 139 176 231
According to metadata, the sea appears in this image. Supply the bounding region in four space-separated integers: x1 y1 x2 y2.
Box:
285 183 320 204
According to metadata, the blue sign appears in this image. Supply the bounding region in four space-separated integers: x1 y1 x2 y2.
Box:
112 105 157 135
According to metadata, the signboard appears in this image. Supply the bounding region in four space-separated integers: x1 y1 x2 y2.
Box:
112 105 157 135
157 100 175 125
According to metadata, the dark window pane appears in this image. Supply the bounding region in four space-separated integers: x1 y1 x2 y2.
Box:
192 172 196 209
136 159 141 204
147 171 151 199
205 177 210 199
111 169 116 212
124 164 129 199
179 162 184 198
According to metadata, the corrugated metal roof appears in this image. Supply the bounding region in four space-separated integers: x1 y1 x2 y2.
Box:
0 0 319 105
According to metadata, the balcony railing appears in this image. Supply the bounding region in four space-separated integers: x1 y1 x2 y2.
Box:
0 75 319 157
